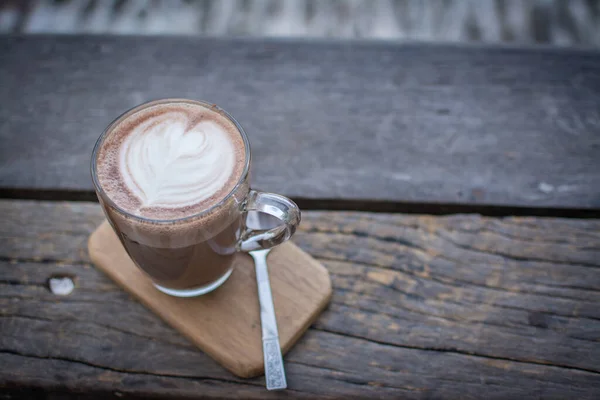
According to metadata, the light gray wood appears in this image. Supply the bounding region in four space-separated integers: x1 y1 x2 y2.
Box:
1 199 599 398
1 36 600 209
4 0 600 47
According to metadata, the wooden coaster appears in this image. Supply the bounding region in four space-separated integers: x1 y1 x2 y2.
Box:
88 220 332 378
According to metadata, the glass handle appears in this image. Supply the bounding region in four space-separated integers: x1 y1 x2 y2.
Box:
238 190 301 252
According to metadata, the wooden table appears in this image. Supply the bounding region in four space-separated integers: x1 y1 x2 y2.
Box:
1 36 599 399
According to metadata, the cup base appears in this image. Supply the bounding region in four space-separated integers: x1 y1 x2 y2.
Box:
153 267 234 297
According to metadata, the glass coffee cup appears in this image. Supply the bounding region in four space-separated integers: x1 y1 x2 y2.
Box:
91 99 300 297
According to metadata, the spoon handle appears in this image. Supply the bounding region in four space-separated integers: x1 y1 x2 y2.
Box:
262 337 286 390
251 250 287 390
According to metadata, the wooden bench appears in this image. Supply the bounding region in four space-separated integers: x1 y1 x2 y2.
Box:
1 36 599 399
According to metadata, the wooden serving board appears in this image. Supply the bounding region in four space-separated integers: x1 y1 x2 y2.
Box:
88 220 332 378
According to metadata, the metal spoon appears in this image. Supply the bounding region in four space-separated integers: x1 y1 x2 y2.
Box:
250 248 287 390
246 211 287 390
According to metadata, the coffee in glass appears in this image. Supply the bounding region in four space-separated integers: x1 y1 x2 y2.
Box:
91 99 300 297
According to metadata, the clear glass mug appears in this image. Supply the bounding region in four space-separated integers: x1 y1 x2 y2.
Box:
91 99 301 297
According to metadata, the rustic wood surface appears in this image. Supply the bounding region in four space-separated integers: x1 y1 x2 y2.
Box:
5 0 600 47
1 36 600 209
89 221 332 378
1 199 599 399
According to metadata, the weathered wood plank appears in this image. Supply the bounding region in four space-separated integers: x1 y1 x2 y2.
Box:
1 36 600 209
1 200 600 399
6 0 600 47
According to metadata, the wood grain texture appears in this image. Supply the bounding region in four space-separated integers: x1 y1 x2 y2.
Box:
88 220 332 378
1 199 600 399
1 36 600 209
6 0 600 46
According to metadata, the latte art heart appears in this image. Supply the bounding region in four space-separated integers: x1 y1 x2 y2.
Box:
119 112 236 209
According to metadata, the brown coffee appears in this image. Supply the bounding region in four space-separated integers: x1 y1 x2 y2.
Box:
94 99 249 292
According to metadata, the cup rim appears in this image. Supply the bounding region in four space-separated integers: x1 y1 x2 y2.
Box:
90 98 251 225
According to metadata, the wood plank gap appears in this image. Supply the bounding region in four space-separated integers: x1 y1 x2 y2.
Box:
311 328 600 375
1 188 600 218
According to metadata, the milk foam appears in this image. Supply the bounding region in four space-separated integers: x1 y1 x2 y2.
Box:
119 111 236 210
